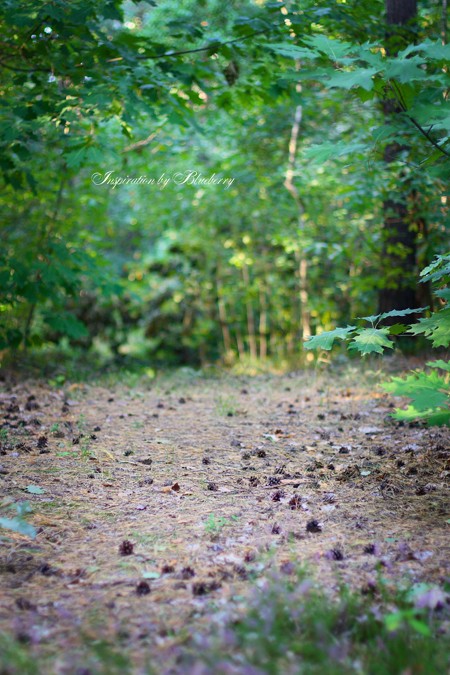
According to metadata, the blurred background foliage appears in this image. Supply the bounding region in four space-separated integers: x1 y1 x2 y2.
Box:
0 0 448 372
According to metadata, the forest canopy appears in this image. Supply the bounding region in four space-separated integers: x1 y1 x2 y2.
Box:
0 0 449 368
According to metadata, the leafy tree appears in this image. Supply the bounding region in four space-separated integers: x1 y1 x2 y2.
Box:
0 0 448 367
305 253 450 426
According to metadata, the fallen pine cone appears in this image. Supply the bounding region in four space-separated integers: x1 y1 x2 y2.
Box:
119 540 134 556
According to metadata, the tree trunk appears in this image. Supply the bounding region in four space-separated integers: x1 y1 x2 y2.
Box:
298 254 311 340
216 273 232 355
386 0 416 25
284 97 311 341
236 330 245 361
242 265 258 360
259 286 268 360
378 0 418 318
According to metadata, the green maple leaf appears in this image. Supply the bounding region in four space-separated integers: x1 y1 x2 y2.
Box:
357 307 426 323
268 43 317 60
408 308 450 347
304 141 366 163
390 405 450 426
384 371 449 411
303 326 356 351
304 35 354 60
348 327 394 355
327 67 378 91
385 55 428 82
420 254 450 284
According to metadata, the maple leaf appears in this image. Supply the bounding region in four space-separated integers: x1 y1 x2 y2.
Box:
348 328 394 355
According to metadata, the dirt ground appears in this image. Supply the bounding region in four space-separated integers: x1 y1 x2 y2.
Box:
0 366 449 673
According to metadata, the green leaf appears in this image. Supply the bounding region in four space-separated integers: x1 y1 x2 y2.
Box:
348 328 394 355
303 141 366 163
45 312 89 339
15 501 33 517
384 612 403 632
408 619 432 636
66 147 88 169
0 516 36 539
426 360 450 372
400 39 450 61
26 485 45 494
388 323 407 335
435 288 450 304
303 326 356 351
268 43 317 60
304 35 354 60
420 254 450 284
390 405 449 425
408 308 450 348
357 307 426 323
383 371 449 411
385 55 428 82
327 68 378 91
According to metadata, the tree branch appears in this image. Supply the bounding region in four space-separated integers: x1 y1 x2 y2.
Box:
1 27 277 74
0 58 50 73
123 133 157 153
405 113 450 157
390 80 450 158
135 27 276 61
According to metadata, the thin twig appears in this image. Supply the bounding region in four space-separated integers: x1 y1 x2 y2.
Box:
0 58 50 73
135 27 277 61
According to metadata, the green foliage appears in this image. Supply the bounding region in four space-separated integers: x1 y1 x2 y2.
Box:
303 326 356 351
383 363 450 426
348 327 394 355
0 0 448 368
193 573 449 674
275 33 450 170
408 308 450 348
305 253 450 425
0 571 447 674
204 513 238 536
304 309 424 354
0 501 36 539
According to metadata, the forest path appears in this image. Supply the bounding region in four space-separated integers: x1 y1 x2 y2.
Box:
0 369 448 671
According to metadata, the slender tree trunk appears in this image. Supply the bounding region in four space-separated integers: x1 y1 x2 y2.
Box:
378 0 418 318
298 255 311 340
284 96 311 340
259 286 268 360
216 273 232 355
236 330 245 361
242 265 257 360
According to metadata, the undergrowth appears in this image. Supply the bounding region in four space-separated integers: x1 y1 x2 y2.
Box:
0 572 448 675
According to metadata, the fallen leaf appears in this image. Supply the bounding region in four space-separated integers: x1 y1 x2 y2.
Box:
26 485 45 494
